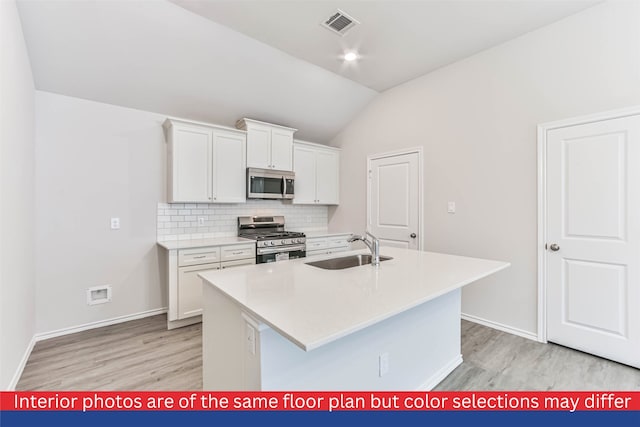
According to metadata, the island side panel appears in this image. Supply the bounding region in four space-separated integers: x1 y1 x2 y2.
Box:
258 289 462 391
203 283 261 390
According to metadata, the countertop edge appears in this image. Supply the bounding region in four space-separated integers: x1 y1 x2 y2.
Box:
200 249 510 352
157 237 255 250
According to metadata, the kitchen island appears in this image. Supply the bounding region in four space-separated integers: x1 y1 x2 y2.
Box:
199 247 509 390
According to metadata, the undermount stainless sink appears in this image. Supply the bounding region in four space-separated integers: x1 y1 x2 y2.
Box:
305 254 393 270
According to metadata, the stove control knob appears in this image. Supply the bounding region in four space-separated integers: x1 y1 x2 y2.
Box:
281 240 286 245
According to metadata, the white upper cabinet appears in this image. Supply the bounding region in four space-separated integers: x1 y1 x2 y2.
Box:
212 129 246 203
236 118 296 171
293 145 317 204
293 140 340 205
164 118 246 203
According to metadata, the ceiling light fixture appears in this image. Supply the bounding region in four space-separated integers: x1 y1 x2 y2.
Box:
344 51 358 62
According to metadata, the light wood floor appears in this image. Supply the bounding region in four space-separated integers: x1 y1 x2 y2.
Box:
16 315 640 390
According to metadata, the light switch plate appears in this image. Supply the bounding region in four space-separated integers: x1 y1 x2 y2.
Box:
447 202 456 214
110 217 120 229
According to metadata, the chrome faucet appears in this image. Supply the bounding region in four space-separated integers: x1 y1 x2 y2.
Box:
348 232 381 266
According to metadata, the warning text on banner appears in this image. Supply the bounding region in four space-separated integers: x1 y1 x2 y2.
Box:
2 391 639 413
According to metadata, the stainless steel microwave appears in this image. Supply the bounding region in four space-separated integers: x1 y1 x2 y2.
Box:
247 168 295 200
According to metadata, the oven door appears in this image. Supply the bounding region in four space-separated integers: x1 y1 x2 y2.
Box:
256 245 306 263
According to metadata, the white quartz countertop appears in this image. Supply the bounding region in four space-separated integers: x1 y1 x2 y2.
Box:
199 247 509 351
303 231 353 239
157 237 255 250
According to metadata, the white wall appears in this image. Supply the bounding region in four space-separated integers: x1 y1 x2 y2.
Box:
0 0 36 389
329 1 640 335
35 92 166 334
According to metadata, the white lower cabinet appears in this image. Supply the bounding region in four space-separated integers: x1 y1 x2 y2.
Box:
305 234 352 257
178 263 219 319
166 242 255 329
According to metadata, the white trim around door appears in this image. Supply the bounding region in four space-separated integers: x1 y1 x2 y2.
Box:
367 147 424 251
537 105 640 343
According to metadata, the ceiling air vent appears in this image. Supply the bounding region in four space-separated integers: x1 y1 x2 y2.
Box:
321 9 359 36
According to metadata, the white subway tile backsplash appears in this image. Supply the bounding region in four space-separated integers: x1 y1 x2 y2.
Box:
156 201 329 241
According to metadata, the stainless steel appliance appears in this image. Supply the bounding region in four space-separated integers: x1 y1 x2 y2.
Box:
238 215 305 263
247 168 295 200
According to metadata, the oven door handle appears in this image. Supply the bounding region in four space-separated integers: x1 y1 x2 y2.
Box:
257 244 306 255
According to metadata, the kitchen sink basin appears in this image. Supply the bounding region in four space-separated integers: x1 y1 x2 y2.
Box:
305 254 393 270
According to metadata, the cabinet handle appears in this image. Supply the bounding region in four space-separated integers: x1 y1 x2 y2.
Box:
231 251 244 255
193 255 207 259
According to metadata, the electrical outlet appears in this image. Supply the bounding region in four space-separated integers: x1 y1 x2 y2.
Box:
197 217 206 226
110 217 120 229
379 352 389 377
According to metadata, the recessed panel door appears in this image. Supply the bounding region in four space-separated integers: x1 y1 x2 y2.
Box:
369 152 419 250
172 125 212 202
213 130 246 203
546 114 640 368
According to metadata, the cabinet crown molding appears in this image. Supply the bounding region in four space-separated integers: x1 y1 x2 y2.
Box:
235 118 297 133
163 117 245 135
293 139 341 151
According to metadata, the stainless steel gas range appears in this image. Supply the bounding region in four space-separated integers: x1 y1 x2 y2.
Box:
238 216 306 264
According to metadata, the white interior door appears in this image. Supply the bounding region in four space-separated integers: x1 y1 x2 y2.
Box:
546 114 640 368
368 150 420 249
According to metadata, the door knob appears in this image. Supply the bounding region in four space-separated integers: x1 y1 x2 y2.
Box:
548 243 560 252
410 233 417 238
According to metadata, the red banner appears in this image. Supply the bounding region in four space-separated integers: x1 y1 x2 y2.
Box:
1 391 639 412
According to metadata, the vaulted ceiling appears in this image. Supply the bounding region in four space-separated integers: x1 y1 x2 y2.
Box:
17 0 599 142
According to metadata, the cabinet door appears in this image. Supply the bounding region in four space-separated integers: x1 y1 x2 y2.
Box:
178 263 219 319
270 128 294 170
292 145 317 204
213 130 246 203
246 123 271 169
170 125 212 202
315 149 339 205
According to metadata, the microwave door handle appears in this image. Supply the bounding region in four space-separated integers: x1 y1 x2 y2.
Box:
282 176 286 197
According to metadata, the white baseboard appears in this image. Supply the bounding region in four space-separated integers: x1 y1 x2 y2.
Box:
417 354 463 391
167 315 201 330
461 312 539 342
8 308 168 390
34 307 167 342
7 335 37 391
